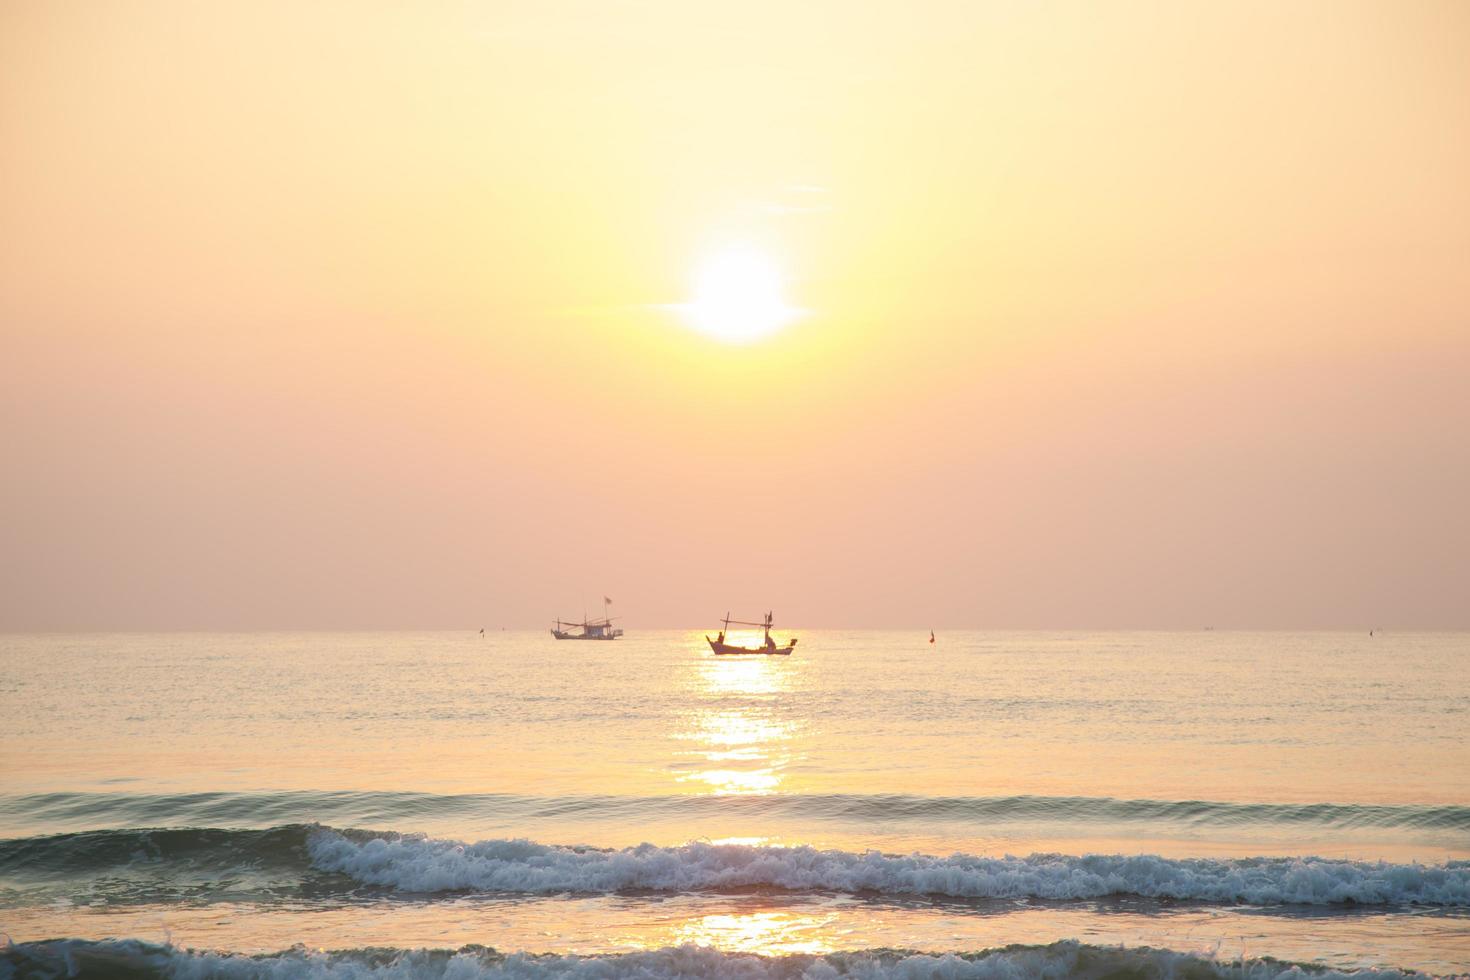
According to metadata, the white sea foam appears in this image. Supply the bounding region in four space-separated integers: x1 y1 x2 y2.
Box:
1 940 1431 980
304 832 1470 906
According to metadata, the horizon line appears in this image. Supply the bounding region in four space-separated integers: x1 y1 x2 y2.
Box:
1 625 1462 635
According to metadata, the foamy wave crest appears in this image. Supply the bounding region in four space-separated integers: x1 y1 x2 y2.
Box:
0 940 1431 980
306 832 1470 906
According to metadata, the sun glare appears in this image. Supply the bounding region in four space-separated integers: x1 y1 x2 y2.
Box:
682 245 799 343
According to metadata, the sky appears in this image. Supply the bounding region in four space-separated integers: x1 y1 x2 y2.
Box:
2 1 1467 630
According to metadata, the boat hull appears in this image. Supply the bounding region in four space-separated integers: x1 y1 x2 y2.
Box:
551 630 622 640
706 636 795 656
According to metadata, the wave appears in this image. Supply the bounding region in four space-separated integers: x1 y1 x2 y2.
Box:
0 826 318 909
0 825 309 877
304 832 1470 906
0 939 1433 980
5 790 1467 835
4 826 1465 907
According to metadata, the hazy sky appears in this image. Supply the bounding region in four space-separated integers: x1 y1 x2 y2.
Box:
2 1 1467 629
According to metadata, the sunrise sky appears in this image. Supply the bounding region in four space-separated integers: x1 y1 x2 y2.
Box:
2 1 1467 630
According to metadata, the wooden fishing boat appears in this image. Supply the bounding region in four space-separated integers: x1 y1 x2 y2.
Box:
550 618 622 640
551 597 623 640
706 611 797 656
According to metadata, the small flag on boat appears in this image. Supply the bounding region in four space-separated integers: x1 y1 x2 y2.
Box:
929 630 935 644
604 596 612 605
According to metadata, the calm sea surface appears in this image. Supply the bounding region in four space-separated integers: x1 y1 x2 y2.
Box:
1 631 1467 977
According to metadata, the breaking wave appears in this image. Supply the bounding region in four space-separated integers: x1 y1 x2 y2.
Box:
3 826 1466 908
304 831 1470 906
0 939 1434 980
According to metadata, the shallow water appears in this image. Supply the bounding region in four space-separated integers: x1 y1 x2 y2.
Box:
1 631 1467 975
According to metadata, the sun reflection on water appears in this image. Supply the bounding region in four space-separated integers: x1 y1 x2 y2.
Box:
682 711 793 747
676 709 795 794
670 911 835 955
696 649 790 696
674 636 803 795
682 767 783 794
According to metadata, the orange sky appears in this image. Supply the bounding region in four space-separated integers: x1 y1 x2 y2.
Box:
2 1 1467 629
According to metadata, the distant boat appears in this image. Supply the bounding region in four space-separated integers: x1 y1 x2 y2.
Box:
551 597 623 640
552 620 620 643
707 611 796 656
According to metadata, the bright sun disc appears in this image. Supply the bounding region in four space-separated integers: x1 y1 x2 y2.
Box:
682 246 799 343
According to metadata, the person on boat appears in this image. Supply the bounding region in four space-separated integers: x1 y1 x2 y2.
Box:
764 631 777 651
716 631 725 644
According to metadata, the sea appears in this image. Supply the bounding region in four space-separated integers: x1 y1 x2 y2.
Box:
1 631 1467 978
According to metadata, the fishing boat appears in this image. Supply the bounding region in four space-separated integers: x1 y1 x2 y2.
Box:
551 597 623 640
550 617 622 640
706 611 797 656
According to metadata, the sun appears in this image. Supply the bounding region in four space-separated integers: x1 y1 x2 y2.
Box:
681 245 800 343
